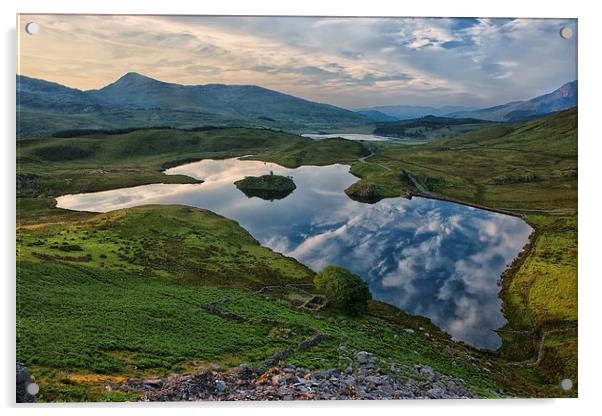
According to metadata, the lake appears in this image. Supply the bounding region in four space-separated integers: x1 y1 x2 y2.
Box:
56 157 532 349
302 133 395 142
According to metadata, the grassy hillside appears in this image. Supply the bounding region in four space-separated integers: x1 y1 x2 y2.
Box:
251 137 370 168
373 116 492 140
340 108 577 390
15 112 577 400
17 205 313 288
17 206 564 401
17 74 371 137
17 205 560 401
16 128 307 224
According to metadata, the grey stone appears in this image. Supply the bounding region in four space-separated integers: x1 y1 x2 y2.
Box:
427 387 446 399
215 380 226 393
16 362 35 403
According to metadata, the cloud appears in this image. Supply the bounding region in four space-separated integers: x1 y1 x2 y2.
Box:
18 15 577 108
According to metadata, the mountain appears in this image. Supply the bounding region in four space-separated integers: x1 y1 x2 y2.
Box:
356 105 477 120
17 72 371 138
373 115 491 140
17 75 103 112
355 109 399 122
447 81 577 122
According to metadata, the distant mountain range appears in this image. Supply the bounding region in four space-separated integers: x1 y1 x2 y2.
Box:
356 105 478 121
446 81 577 122
17 72 370 138
358 81 577 123
16 73 578 138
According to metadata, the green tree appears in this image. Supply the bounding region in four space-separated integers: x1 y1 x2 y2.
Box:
314 265 371 316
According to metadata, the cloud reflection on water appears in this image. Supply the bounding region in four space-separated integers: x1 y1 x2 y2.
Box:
56 157 531 349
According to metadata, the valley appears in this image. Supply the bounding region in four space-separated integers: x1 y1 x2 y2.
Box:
16 107 577 400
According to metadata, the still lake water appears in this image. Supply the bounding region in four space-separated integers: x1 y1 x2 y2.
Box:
56 157 532 349
302 133 394 142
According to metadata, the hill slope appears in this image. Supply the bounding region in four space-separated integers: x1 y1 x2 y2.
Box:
372 115 491 140
447 81 577 122
356 105 476 120
17 73 370 137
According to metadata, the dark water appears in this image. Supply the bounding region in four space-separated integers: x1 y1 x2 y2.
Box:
56 157 531 349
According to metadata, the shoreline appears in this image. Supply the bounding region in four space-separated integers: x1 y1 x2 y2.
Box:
48 154 540 354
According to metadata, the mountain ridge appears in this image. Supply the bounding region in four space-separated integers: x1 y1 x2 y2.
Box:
16 72 370 138
356 105 478 121
446 81 577 121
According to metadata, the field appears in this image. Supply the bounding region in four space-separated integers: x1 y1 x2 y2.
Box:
16 111 577 400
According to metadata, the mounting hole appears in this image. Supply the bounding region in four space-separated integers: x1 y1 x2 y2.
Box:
560 378 573 391
25 22 40 35
26 382 39 395
560 27 573 39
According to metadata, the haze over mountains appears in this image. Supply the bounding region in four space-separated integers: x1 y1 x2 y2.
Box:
17 73 577 138
17 72 370 138
356 106 478 121
360 81 577 122
446 80 577 122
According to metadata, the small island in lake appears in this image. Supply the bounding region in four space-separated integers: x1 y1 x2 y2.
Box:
234 172 296 201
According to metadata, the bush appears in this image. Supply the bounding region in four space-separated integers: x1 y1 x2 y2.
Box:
314 265 371 316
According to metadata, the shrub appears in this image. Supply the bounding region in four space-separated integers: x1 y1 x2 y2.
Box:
314 265 371 316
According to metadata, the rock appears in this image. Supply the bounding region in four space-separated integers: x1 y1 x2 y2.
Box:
237 365 256 381
415 364 437 381
215 380 226 393
142 377 163 388
365 375 382 385
356 351 372 364
16 362 36 403
404 328 415 334
118 358 476 401
427 387 445 399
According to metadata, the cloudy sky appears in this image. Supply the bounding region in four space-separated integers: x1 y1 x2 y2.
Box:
18 15 577 108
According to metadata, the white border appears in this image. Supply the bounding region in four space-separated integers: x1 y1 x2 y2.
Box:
2 1 600 415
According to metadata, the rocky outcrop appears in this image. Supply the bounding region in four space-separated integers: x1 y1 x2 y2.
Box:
16 362 36 403
119 351 475 401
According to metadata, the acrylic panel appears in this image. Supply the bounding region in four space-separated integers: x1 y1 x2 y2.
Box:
16 15 577 402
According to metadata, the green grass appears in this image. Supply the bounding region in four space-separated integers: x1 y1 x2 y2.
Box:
360 109 577 210
16 257 520 401
16 128 310 201
250 137 369 168
336 108 578 394
235 174 295 192
15 111 578 400
17 205 313 288
373 116 495 140
16 260 315 401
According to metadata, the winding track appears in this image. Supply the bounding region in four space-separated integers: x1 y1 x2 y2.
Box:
356 153 574 214
506 326 577 368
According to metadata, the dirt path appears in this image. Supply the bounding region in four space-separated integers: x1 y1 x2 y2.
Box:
506 326 577 368
357 151 392 171
202 286 329 367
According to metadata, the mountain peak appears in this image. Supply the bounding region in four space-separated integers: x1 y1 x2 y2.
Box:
107 72 165 89
119 72 154 81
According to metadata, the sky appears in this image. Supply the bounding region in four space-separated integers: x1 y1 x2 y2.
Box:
17 15 577 108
